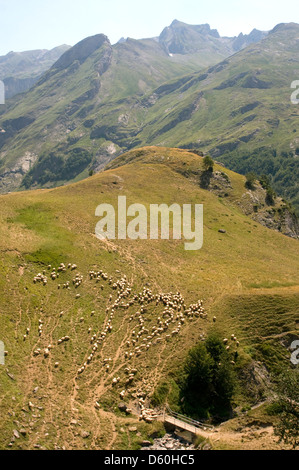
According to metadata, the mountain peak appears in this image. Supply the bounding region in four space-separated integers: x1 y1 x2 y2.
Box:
269 22 299 34
52 34 110 71
159 21 220 54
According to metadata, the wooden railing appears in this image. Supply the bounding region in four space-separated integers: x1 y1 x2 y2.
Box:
165 405 214 431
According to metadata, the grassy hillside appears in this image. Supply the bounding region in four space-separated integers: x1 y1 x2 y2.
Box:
0 147 298 450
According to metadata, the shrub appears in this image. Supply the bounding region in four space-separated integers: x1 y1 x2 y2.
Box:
265 187 276 205
273 370 299 449
245 172 256 189
151 382 169 407
203 155 214 172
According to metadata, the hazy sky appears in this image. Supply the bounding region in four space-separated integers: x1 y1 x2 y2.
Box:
0 0 298 55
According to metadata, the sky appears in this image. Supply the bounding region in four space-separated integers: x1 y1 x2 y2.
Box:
0 0 299 55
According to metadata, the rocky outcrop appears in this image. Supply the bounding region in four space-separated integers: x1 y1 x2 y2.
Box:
0 151 38 193
239 186 299 239
140 433 197 451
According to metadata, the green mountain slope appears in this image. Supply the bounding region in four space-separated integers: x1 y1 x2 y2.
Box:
127 23 299 213
0 22 298 214
90 22 299 214
0 21 269 194
0 33 199 193
0 147 298 450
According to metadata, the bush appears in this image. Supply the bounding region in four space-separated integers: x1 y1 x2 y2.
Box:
259 174 271 189
266 402 283 416
203 155 214 172
273 369 299 448
265 187 276 205
151 382 169 407
245 172 256 189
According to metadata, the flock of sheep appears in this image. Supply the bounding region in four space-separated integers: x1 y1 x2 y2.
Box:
28 262 240 420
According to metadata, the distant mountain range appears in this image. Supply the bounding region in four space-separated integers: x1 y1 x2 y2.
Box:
0 21 267 98
0 20 298 213
158 20 267 56
0 45 70 98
